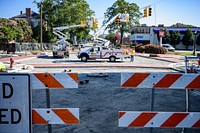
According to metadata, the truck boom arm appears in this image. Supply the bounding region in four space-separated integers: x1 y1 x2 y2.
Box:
53 24 87 44
92 13 121 40
53 24 86 31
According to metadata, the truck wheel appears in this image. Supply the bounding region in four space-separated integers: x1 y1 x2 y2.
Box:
53 52 57 58
81 55 88 62
109 56 116 62
64 52 69 58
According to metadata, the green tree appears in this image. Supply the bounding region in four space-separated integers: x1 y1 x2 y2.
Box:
196 33 200 46
171 23 196 28
0 18 32 43
34 0 94 43
162 29 170 44
170 31 180 48
32 26 56 43
105 33 116 43
0 19 17 43
16 19 33 42
182 28 194 49
104 0 142 44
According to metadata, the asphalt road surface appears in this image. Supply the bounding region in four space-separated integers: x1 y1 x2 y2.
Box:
7 55 197 133
14 54 200 133
19 53 173 73
32 72 200 133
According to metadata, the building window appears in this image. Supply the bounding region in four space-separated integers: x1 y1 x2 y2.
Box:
132 27 150 34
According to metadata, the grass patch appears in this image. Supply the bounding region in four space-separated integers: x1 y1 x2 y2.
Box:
31 50 40 55
175 51 193 56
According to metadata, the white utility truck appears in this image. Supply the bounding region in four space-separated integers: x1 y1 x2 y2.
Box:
77 46 130 62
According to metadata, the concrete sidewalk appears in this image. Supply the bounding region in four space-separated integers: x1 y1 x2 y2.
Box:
0 55 37 62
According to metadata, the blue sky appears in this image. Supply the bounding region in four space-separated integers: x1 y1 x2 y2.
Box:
0 0 200 27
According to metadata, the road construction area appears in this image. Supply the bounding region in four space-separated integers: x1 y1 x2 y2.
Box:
1 52 200 133
0 51 184 73
31 73 200 133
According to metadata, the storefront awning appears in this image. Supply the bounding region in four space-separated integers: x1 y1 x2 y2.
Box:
153 27 200 33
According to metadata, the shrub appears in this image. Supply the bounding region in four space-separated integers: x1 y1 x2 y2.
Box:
135 44 167 54
135 44 144 53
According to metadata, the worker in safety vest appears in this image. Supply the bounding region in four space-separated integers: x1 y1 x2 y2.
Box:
0 62 6 72
123 49 128 55
121 48 128 61
130 48 135 62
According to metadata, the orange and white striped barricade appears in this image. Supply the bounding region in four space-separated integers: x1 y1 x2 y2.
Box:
120 72 200 128
118 111 200 128
121 72 200 89
32 108 79 124
31 73 78 89
31 72 79 132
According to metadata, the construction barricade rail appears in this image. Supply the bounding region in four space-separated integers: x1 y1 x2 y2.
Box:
121 72 200 89
0 72 79 133
120 72 200 129
32 108 79 124
119 111 200 128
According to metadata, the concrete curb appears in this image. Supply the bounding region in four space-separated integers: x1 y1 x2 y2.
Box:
32 64 172 70
137 54 179 63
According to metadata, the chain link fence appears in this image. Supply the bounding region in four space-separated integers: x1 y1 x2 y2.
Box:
15 43 54 52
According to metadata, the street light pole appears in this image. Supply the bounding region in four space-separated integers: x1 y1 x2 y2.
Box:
193 31 198 56
40 2 43 51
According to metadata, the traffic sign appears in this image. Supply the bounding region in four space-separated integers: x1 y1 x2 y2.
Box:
0 74 31 133
159 31 165 37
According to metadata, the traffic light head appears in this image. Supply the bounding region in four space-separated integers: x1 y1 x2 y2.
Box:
80 20 86 27
126 15 129 22
148 8 152 16
115 17 121 25
94 20 98 28
144 9 148 17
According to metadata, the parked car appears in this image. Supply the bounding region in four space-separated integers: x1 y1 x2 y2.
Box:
162 44 175 52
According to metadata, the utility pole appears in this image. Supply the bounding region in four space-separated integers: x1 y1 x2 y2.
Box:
193 31 198 56
40 2 43 51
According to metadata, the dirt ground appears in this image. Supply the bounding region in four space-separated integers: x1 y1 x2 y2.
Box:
32 73 200 133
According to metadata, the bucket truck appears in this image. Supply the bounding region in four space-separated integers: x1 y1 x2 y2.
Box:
52 24 86 58
77 13 130 62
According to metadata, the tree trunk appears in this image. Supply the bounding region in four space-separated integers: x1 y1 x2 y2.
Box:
70 32 74 44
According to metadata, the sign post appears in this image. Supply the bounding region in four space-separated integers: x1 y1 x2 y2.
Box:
0 74 31 133
159 30 165 47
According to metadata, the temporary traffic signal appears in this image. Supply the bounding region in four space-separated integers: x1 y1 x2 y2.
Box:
80 20 86 24
80 20 86 27
94 20 98 28
148 7 152 16
115 16 121 25
144 8 148 17
125 15 129 22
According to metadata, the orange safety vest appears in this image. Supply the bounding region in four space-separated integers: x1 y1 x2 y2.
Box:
123 49 129 55
130 49 135 56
